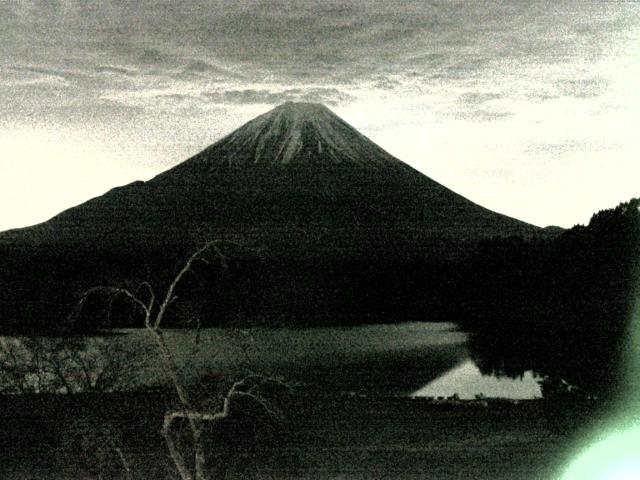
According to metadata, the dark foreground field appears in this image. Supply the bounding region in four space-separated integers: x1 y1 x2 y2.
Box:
0 391 579 480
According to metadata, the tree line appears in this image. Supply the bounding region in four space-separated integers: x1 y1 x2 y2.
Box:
454 198 640 400
0 196 637 402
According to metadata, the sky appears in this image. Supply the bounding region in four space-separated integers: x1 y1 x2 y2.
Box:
1 0 639 231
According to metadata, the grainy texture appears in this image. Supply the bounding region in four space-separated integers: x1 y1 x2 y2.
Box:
0 393 573 480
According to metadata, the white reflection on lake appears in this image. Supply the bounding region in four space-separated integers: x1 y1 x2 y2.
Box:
411 360 542 400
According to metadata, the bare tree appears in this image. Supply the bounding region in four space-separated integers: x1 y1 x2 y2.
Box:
0 335 147 394
0 336 141 479
0 337 39 393
75 241 288 480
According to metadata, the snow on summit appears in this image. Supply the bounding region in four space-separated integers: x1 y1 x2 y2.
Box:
196 102 405 169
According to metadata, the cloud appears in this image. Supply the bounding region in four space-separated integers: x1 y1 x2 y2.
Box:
371 76 404 91
8 63 136 90
183 60 230 74
101 83 355 112
2 75 69 88
176 60 245 81
458 91 504 105
1 66 77 90
8 65 82 84
134 48 182 68
100 87 202 110
411 51 447 62
154 93 194 102
556 77 610 99
452 109 514 122
446 90 512 122
524 139 615 158
95 65 138 76
526 90 560 102
202 87 354 106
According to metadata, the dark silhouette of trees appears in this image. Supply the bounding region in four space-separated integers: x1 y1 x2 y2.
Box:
457 198 640 402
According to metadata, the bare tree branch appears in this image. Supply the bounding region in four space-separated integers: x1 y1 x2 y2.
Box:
143 242 228 480
114 447 132 480
76 286 153 327
70 240 280 480
153 241 222 330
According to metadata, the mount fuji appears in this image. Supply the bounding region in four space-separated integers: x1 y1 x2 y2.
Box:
0 102 542 331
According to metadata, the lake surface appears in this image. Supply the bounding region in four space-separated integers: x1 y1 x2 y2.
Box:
0 322 542 398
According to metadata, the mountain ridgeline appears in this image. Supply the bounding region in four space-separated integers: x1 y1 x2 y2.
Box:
2 103 537 248
2 102 542 332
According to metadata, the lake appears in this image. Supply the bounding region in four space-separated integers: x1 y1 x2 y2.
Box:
0 322 541 398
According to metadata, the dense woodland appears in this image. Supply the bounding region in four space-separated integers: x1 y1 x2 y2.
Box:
0 198 637 402
0 229 483 333
457 198 640 400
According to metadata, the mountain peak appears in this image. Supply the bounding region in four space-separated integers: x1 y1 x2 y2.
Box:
274 101 330 114
257 101 340 137
181 102 404 170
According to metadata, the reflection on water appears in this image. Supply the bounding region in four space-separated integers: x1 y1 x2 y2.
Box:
411 360 542 400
